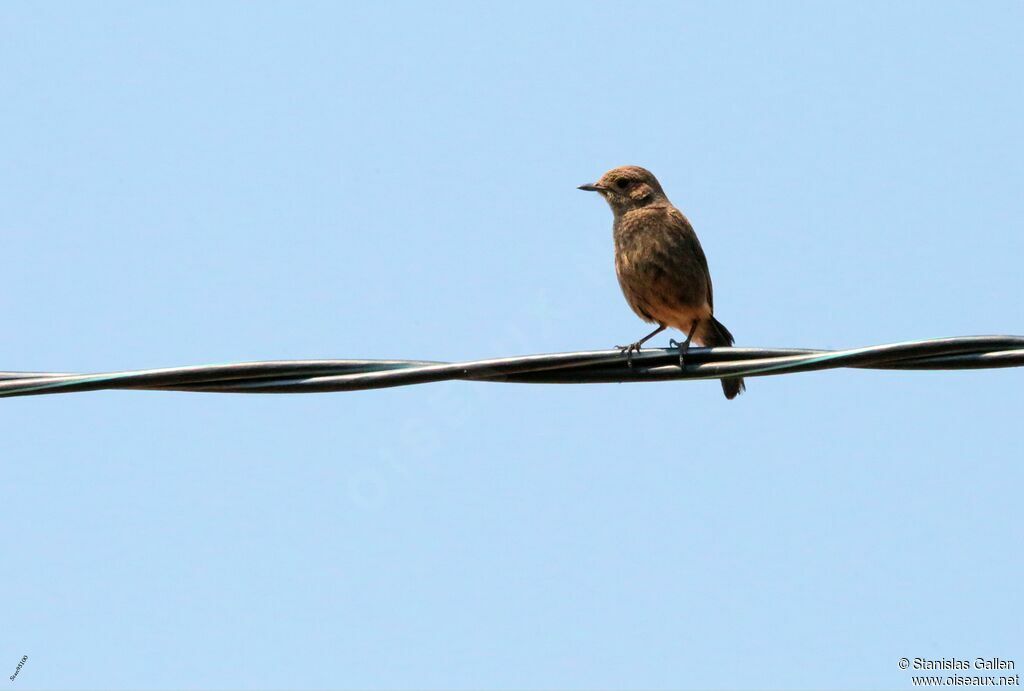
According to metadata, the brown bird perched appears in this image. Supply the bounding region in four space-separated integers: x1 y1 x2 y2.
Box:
579 165 745 399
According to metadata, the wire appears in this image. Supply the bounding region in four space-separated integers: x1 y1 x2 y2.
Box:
1 335 1021 398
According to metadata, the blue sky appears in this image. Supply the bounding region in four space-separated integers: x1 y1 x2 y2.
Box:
2 2 1022 689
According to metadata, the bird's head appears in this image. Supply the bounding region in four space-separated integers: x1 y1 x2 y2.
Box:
578 166 668 214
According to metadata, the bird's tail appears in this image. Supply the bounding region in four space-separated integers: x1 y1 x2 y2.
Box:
704 316 745 400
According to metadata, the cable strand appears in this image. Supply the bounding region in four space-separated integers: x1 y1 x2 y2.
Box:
1 335 1021 398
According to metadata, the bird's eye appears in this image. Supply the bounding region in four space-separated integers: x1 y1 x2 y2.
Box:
615 179 630 189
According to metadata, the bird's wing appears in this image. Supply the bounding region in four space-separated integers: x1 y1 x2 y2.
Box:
666 207 714 311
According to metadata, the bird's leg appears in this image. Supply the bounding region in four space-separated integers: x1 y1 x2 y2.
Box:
669 320 700 369
616 325 666 365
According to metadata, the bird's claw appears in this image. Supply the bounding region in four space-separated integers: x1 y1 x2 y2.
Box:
669 338 689 369
615 341 643 367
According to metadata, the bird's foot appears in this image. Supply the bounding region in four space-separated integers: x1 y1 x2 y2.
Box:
669 338 691 369
615 341 643 367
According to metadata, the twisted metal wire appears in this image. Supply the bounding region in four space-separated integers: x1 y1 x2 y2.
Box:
1 335 1021 398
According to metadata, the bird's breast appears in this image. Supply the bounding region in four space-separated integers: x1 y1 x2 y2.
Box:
612 212 711 329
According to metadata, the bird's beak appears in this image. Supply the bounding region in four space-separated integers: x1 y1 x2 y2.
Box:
577 183 606 192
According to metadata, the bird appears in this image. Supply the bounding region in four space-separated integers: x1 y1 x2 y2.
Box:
579 165 745 399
